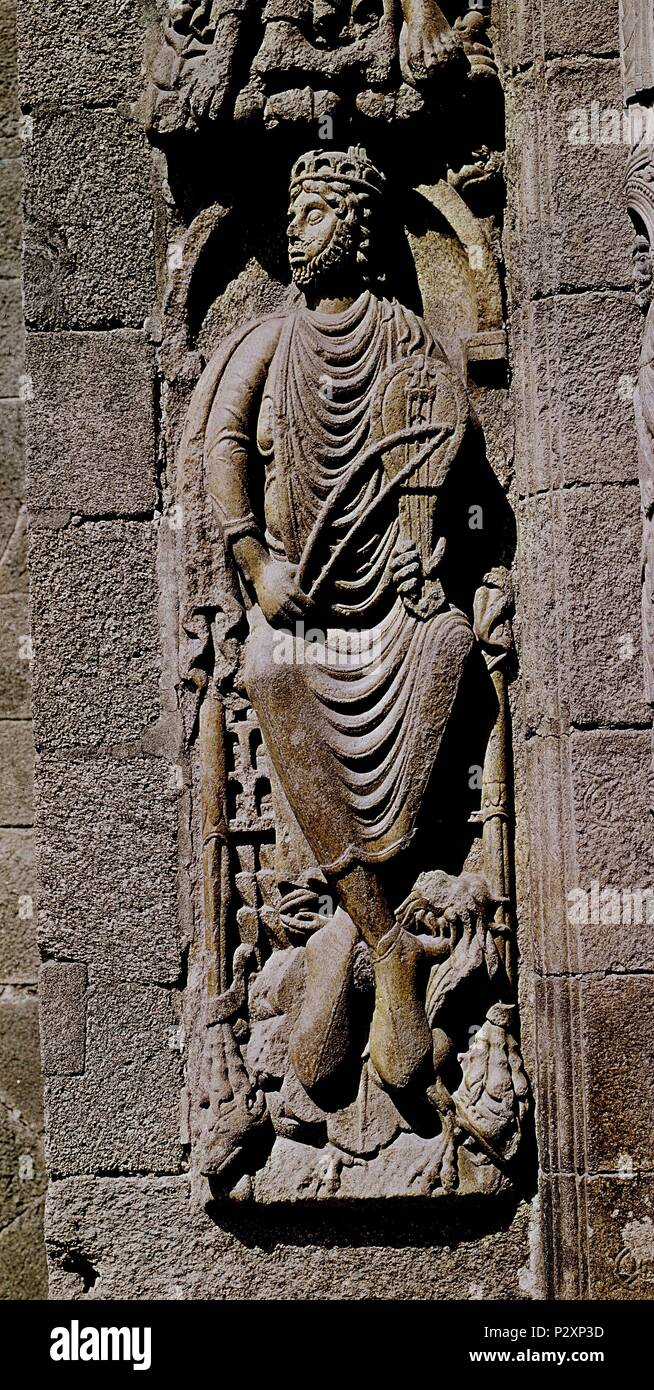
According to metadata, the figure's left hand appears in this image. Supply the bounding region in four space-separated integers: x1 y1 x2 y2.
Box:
390 536 422 601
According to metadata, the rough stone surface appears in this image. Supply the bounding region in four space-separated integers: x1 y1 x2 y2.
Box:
29 520 162 752
0 1199 48 1299
0 0 46 1298
0 400 23 501
517 486 650 738
513 294 642 495
45 1175 535 1299
23 106 156 330
586 1175 654 1299
26 332 157 515
17 0 158 110
506 62 632 304
563 484 650 728
0 721 33 827
0 591 31 718
44 980 184 1177
0 991 47 1236
539 1172 654 1299
0 156 20 279
0 506 27 595
36 755 181 984
569 731 654 973
40 963 87 1077
0 829 38 983
500 0 622 70
0 279 23 397
581 976 654 1174
516 496 563 740
0 0 18 156
0 991 44 1138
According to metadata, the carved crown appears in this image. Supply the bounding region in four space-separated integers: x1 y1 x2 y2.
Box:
627 141 654 242
289 147 386 200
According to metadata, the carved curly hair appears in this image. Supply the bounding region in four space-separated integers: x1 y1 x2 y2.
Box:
291 177 382 287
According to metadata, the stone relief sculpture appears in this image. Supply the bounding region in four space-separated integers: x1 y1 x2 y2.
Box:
624 0 654 719
144 0 529 1201
147 0 499 133
621 0 654 105
173 142 530 1201
628 146 654 707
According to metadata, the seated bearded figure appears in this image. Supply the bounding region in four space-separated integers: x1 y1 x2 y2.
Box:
193 145 501 1134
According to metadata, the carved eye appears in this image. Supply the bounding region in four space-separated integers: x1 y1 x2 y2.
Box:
306 209 324 225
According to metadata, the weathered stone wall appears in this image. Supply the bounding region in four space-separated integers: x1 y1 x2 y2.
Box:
15 0 654 1301
0 0 46 1300
502 0 654 1299
16 0 537 1300
18 0 186 1296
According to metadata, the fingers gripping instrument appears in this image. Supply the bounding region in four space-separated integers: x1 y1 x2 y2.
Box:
296 354 469 615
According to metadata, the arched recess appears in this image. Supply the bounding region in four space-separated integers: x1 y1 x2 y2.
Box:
162 178 507 386
412 180 506 375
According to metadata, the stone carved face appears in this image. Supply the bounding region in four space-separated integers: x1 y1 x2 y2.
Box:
633 231 654 311
287 181 362 289
288 188 340 270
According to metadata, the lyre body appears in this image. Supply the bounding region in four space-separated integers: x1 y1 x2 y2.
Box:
370 353 468 617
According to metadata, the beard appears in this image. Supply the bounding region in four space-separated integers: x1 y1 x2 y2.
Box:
291 220 358 290
635 278 654 313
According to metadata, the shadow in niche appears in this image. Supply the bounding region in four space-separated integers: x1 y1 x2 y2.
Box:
158 105 460 226
181 137 429 344
204 1190 533 1254
186 204 290 345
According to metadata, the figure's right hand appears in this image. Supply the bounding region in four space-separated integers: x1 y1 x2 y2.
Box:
253 556 312 627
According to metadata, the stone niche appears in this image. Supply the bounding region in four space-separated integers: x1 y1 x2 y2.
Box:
18 0 654 1299
151 0 531 1208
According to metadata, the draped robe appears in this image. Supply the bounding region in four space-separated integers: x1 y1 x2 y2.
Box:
205 290 475 879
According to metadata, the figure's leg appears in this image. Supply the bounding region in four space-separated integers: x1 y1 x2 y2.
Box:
243 610 473 1096
289 867 433 1097
286 862 397 1096
322 862 433 1093
244 626 432 1093
332 863 394 949
288 907 360 1094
